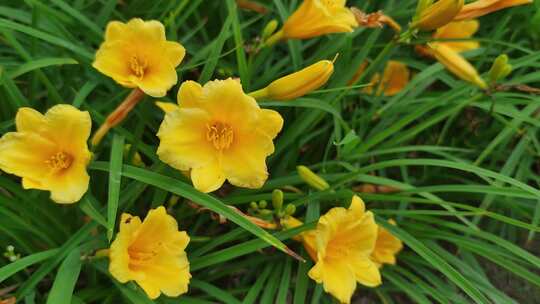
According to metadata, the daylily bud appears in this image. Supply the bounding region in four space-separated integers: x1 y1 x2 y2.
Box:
262 20 279 40
415 0 435 19
249 60 334 100
280 215 303 229
284 203 296 216
412 0 464 31
428 43 487 89
297 165 330 191
250 201 259 210
488 54 512 83
272 189 284 211
455 0 533 21
258 200 268 209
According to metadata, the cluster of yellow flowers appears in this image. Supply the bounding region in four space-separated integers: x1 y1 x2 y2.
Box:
0 0 531 303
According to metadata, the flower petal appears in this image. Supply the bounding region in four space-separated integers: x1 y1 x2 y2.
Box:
136 59 177 97
309 260 356 304
47 162 90 204
350 257 382 287
92 41 134 87
258 109 283 139
155 101 179 113
221 131 272 189
126 18 166 42
157 108 215 171
191 161 226 193
44 105 92 155
109 214 143 283
199 79 259 129
177 80 204 108
164 41 186 68
0 132 56 181
15 107 46 133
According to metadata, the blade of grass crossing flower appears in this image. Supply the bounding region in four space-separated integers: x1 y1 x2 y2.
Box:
107 134 125 241
46 248 82 304
189 224 314 271
242 265 272 304
226 0 250 90
378 220 490 303
90 162 304 261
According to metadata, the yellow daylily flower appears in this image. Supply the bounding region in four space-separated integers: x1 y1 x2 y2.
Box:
412 0 464 31
249 60 334 101
157 79 284 193
433 20 480 53
371 220 403 267
364 61 411 96
109 206 191 299
455 0 532 20
265 0 357 44
298 196 381 304
93 18 185 97
0 105 91 204
428 42 487 89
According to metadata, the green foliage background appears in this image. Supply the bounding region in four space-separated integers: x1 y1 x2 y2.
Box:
1 0 540 303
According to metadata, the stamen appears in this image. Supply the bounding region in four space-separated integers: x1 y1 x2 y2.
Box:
129 55 148 78
45 152 73 171
206 122 234 150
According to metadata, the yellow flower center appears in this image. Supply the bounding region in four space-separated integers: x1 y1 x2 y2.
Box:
206 122 234 150
45 152 73 171
321 0 339 9
128 242 163 268
129 55 148 78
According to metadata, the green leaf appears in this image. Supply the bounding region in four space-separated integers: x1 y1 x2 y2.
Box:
7 57 78 79
90 162 300 260
107 134 125 241
46 248 82 304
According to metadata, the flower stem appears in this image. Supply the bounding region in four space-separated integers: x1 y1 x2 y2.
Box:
263 29 284 47
91 88 145 147
248 87 269 100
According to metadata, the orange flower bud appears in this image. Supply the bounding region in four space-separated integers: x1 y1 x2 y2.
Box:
412 0 464 31
249 60 334 100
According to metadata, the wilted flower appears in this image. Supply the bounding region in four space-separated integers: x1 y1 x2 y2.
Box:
249 60 334 101
428 42 487 89
371 220 403 267
298 196 381 303
93 18 185 97
157 79 283 192
0 105 91 204
364 61 410 96
109 207 191 299
412 0 464 31
455 0 532 20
